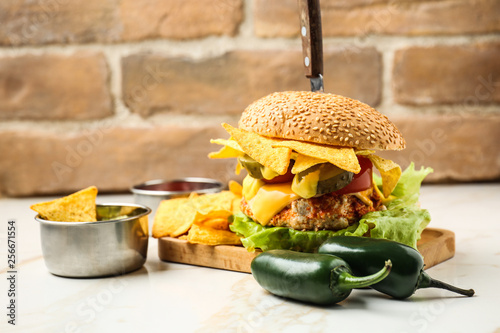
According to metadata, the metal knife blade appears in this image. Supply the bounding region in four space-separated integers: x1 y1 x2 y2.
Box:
298 0 324 92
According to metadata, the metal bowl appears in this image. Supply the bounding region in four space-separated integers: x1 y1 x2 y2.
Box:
131 178 224 233
36 203 151 278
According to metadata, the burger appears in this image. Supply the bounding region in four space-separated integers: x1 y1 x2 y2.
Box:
209 91 432 252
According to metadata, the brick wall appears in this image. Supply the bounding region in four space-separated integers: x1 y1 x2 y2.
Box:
0 0 499 197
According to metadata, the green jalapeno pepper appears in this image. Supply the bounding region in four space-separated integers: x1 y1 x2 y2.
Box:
318 236 475 299
250 249 392 305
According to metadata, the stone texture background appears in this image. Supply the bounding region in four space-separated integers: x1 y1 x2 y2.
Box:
0 0 499 197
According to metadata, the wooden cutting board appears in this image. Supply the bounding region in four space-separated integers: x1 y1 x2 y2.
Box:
157 228 455 273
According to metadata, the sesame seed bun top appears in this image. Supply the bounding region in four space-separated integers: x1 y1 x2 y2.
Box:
238 91 406 151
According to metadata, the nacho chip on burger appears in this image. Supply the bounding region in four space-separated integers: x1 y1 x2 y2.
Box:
210 91 433 252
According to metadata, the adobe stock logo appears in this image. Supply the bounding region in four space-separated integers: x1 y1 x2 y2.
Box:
49 116 120 185
6 0 69 45
63 278 128 333
398 73 499 168
51 129 107 183
124 63 170 116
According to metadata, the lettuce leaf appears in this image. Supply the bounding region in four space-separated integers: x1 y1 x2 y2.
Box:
230 162 433 251
230 213 359 252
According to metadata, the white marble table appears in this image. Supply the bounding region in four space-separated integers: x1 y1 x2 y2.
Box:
1 184 499 333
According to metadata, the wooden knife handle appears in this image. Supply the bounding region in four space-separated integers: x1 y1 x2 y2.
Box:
298 0 323 78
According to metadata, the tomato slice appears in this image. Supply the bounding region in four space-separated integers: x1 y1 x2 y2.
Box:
261 161 295 184
334 156 373 195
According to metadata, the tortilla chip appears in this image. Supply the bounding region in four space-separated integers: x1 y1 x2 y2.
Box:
222 123 292 175
197 218 230 230
210 138 243 152
152 191 238 238
152 198 189 238
355 149 376 156
235 159 243 175
169 194 224 237
193 210 232 226
291 153 327 174
208 145 244 159
194 191 235 213
187 224 242 246
273 140 361 173
228 181 243 214
228 180 242 196
30 186 98 222
368 155 402 197
231 197 242 214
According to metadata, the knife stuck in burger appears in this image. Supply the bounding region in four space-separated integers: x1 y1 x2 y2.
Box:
208 0 432 253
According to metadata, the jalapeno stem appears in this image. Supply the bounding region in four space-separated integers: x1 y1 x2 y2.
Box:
334 260 392 292
418 272 475 297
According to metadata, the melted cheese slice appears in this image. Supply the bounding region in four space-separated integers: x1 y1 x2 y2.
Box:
353 188 374 207
241 163 389 226
372 178 397 204
243 177 299 226
242 175 265 201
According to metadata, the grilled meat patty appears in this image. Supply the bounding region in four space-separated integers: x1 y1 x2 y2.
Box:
241 193 379 231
